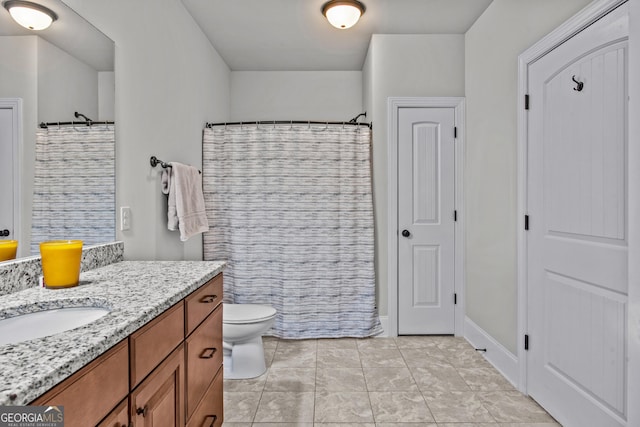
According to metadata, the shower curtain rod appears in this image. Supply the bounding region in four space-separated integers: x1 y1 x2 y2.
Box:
39 120 114 128
205 120 372 129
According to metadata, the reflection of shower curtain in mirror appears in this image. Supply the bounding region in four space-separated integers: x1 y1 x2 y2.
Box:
31 125 115 254
202 124 382 339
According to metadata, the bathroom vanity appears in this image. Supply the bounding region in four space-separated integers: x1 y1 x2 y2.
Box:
0 260 225 427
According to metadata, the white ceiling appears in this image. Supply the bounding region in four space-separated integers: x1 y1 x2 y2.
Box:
181 0 493 71
0 0 114 71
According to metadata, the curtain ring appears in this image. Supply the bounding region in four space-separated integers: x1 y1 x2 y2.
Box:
256 121 259 130
290 120 293 130
325 121 328 131
308 120 310 129
342 121 345 129
240 121 243 130
273 120 276 130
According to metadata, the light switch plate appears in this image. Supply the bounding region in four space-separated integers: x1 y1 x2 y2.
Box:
120 206 131 231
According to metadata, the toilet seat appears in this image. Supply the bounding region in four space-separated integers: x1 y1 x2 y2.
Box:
223 304 276 324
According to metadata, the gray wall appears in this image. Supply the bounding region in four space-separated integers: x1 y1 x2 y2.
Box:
230 71 362 121
464 0 595 354
63 0 231 261
362 34 466 315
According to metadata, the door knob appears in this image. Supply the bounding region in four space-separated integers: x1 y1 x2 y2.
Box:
0 229 9 237
401 229 411 237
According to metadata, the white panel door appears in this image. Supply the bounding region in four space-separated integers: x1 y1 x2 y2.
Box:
398 107 455 334
527 5 628 426
0 107 15 240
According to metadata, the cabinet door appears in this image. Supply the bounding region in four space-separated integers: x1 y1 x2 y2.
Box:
131 346 185 427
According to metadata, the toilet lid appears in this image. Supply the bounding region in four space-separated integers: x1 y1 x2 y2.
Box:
223 304 277 324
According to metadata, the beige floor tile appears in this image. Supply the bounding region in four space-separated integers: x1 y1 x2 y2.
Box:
375 423 437 427
270 347 317 368
314 424 375 427
476 391 556 423
263 367 316 391
400 348 451 367
434 336 473 350
421 390 495 423
394 336 442 349
369 391 435 423
357 337 398 351
436 424 497 427
220 422 253 427
314 392 374 423
316 367 367 391
253 391 315 423
317 348 362 368
497 423 561 427
442 348 492 368
457 367 516 391
251 423 313 427
223 374 267 392
222 391 261 422
317 338 359 349
262 335 279 349
363 367 419 391
360 348 406 367
410 365 471 392
276 339 318 351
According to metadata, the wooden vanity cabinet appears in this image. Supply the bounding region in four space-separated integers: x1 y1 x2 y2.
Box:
29 273 223 427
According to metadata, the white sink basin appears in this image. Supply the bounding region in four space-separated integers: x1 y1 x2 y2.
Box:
0 307 110 346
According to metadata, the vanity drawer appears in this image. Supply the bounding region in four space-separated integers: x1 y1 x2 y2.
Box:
185 273 222 336
32 339 128 427
186 366 223 427
185 305 223 420
130 302 184 388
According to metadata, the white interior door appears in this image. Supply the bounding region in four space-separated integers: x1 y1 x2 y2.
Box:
0 106 15 241
398 107 456 335
527 5 628 426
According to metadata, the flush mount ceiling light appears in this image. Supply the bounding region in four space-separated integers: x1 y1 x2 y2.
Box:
3 0 57 30
322 0 365 30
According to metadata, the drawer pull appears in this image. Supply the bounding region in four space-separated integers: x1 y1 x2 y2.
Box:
136 405 148 417
200 347 217 359
202 415 217 427
200 295 218 303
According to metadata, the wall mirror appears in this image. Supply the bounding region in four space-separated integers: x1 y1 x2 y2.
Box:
0 0 115 260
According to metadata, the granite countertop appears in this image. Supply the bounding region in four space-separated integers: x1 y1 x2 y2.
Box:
0 260 226 406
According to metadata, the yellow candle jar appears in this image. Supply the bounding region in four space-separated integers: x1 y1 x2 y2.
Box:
40 240 83 288
0 240 18 262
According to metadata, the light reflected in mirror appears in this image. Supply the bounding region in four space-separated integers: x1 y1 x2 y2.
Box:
0 0 115 260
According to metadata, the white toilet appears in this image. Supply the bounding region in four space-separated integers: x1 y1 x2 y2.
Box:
222 303 277 379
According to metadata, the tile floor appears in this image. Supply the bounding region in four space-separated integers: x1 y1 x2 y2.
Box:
223 335 560 426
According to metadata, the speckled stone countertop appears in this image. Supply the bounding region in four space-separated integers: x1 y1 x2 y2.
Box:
0 260 226 406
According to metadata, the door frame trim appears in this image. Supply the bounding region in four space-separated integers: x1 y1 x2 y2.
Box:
516 0 628 393
0 98 22 253
387 97 466 337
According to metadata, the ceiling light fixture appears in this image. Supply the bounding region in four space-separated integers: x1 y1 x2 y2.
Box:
322 0 365 30
3 0 57 30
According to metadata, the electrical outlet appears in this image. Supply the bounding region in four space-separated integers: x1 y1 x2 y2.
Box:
120 206 131 231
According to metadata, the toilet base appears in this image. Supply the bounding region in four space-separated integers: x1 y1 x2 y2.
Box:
223 336 268 379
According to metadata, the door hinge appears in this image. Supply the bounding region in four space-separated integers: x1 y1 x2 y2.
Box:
454 210 457 222
524 215 530 230
454 293 457 305
454 126 457 138
525 94 530 110
524 334 529 350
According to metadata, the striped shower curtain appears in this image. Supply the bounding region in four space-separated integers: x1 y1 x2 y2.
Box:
202 123 382 339
31 125 115 254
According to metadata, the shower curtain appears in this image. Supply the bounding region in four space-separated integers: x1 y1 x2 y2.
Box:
202 123 382 339
31 125 115 254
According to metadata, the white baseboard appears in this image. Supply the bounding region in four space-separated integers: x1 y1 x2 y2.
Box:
464 316 519 388
377 316 389 337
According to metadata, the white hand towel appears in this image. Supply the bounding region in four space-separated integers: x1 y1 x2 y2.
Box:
167 162 209 241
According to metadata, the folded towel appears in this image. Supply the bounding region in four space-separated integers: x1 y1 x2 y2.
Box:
165 162 209 241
